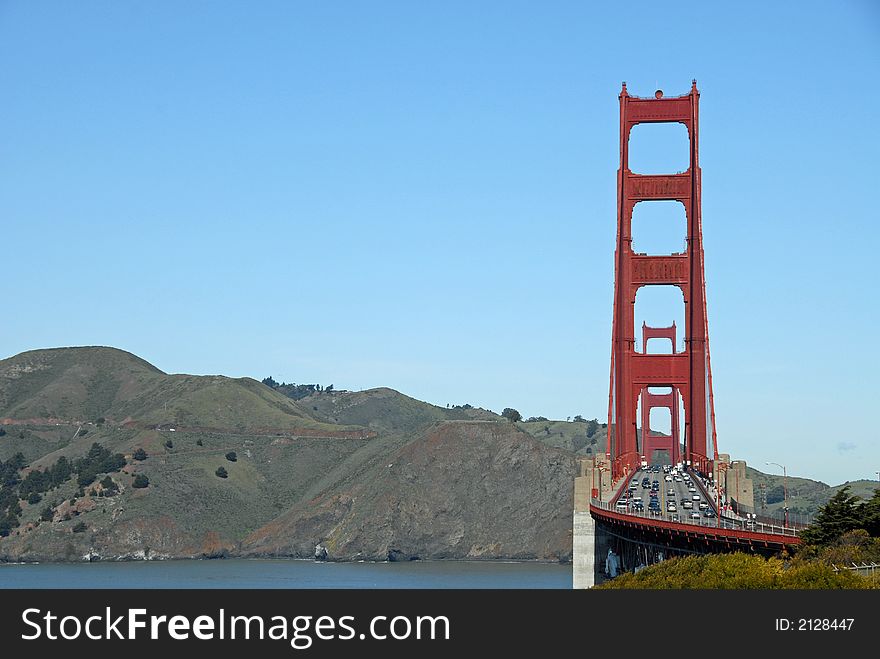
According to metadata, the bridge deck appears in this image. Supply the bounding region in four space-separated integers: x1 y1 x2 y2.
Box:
591 467 800 551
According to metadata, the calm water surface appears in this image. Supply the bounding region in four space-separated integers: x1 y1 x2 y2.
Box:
0 559 572 589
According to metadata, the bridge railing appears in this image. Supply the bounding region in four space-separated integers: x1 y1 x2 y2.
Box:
730 499 813 530
590 498 800 538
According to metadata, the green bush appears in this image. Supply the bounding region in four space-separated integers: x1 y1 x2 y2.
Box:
215 467 228 479
72 521 87 533
40 506 54 522
132 474 150 489
132 448 147 461
225 451 237 462
501 408 522 423
27 492 42 505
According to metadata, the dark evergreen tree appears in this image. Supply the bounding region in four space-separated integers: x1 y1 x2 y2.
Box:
861 488 880 537
800 486 864 546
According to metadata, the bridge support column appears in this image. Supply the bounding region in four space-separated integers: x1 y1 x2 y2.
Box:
572 511 595 589
573 458 611 588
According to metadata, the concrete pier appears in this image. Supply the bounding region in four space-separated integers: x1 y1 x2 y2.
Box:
572 456 613 588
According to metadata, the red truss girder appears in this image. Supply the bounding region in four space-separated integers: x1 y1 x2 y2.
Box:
607 81 719 479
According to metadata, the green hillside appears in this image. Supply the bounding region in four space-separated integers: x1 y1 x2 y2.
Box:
516 419 608 456
0 347 351 435
0 347 582 562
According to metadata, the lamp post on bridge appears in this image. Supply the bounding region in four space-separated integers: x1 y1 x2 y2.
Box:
766 461 788 528
715 462 729 529
597 464 608 503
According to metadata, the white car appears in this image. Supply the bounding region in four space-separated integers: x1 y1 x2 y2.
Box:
664 475 673 482
692 495 701 501
690 511 701 520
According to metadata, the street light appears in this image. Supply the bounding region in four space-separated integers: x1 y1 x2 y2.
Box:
597 465 608 503
715 461 729 528
766 461 788 528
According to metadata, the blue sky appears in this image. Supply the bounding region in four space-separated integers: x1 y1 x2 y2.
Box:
1 1 878 485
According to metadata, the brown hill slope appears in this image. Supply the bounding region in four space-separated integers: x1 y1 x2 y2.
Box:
244 420 577 561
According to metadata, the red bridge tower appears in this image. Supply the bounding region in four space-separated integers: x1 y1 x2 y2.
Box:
607 81 718 480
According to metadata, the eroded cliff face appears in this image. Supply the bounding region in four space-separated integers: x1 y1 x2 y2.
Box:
243 421 577 562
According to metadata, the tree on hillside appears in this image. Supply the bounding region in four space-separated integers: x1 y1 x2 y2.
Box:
133 448 147 461
132 474 150 489
215 467 228 479
862 488 880 537
501 408 522 423
573 415 585 423
799 486 864 547
586 419 600 437
225 451 237 462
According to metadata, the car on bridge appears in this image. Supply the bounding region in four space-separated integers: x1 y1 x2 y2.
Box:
698 501 709 510
666 489 675 497
682 500 693 509
616 499 629 509
690 511 701 520
666 504 677 513
703 510 716 518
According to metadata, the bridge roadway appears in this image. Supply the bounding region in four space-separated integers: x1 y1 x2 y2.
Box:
590 466 800 555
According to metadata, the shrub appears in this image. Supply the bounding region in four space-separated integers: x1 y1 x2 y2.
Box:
501 408 522 423
27 492 42 505
40 506 54 522
132 474 150 489
132 448 147 461
595 553 874 589
164 439 173 450
196 439 203 446
225 451 237 462
215 467 228 479
72 521 87 533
